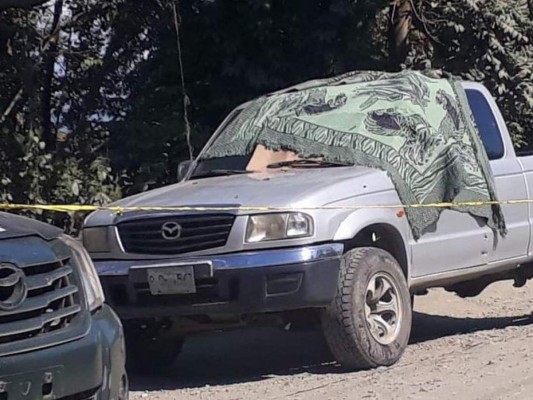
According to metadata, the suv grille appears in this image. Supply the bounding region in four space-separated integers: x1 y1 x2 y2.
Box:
118 214 235 255
0 258 81 345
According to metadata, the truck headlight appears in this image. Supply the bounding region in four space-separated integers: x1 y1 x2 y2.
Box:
245 213 313 243
81 227 111 253
60 235 105 311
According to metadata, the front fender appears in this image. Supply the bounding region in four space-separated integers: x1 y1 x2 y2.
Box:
333 208 413 275
334 208 411 241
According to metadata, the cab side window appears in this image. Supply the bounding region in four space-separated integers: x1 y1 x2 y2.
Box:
465 89 505 160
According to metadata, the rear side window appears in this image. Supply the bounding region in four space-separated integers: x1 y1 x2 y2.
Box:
465 89 505 160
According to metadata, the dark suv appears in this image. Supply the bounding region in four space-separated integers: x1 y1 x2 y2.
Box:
0 212 127 400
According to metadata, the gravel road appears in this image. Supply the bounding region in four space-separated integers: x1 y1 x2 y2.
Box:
130 280 533 400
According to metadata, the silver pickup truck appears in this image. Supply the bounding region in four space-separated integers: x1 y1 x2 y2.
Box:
82 80 533 373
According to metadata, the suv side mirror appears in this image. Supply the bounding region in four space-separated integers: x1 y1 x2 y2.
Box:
178 160 194 181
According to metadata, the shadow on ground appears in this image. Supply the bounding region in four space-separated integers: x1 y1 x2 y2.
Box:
130 311 533 391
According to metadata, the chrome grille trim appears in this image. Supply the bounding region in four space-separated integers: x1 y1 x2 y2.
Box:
0 305 81 338
0 286 78 317
25 266 73 290
0 238 88 355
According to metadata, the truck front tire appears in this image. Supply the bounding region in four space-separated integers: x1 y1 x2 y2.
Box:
321 247 412 370
124 323 185 374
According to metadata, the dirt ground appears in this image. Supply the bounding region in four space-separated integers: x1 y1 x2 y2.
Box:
130 280 533 400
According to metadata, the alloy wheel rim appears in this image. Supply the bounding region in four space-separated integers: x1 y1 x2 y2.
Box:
364 272 402 345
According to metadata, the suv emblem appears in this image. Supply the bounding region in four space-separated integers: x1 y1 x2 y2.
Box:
0 263 27 311
161 222 182 241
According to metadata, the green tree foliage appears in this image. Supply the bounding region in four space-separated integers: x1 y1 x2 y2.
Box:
0 0 532 229
109 0 533 189
0 0 152 228
393 0 533 147
108 0 388 189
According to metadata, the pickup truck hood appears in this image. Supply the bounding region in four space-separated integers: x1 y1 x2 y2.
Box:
85 166 392 227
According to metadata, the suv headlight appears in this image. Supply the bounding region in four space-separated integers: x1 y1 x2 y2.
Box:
245 213 313 243
60 235 105 311
81 227 111 253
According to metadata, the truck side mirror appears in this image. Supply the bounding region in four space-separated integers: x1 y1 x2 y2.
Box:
177 160 194 182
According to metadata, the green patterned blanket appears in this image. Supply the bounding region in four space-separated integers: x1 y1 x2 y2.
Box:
201 70 506 240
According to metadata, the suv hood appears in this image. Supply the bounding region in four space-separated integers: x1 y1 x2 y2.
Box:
0 212 62 241
85 166 391 227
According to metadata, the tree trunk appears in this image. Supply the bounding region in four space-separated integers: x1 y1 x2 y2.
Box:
529 0 533 19
388 0 412 71
42 0 63 149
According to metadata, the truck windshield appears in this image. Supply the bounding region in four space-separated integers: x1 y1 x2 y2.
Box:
190 149 351 179
190 155 252 179
190 107 353 180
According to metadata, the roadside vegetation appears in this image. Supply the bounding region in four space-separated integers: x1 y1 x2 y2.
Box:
0 0 531 229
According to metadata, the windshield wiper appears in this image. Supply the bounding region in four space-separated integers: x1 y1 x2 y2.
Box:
192 169 254 178
267 159 350 169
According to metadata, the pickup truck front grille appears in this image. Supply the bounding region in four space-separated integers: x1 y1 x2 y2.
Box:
0 258 82 346
117 214 236 255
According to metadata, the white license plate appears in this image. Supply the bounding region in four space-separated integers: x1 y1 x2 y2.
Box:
147 265 196 295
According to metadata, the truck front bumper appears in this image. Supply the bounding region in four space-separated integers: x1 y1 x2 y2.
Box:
0 305 127 400
94 244 343 319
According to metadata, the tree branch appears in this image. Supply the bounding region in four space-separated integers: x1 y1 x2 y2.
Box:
0 87 23 125
409 0 442 45
0 0 50 10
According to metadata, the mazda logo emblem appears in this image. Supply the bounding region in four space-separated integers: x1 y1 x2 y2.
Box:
0 263 27 311
161 221 182 240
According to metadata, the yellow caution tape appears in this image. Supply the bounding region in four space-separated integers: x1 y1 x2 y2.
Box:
0 199 531 214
